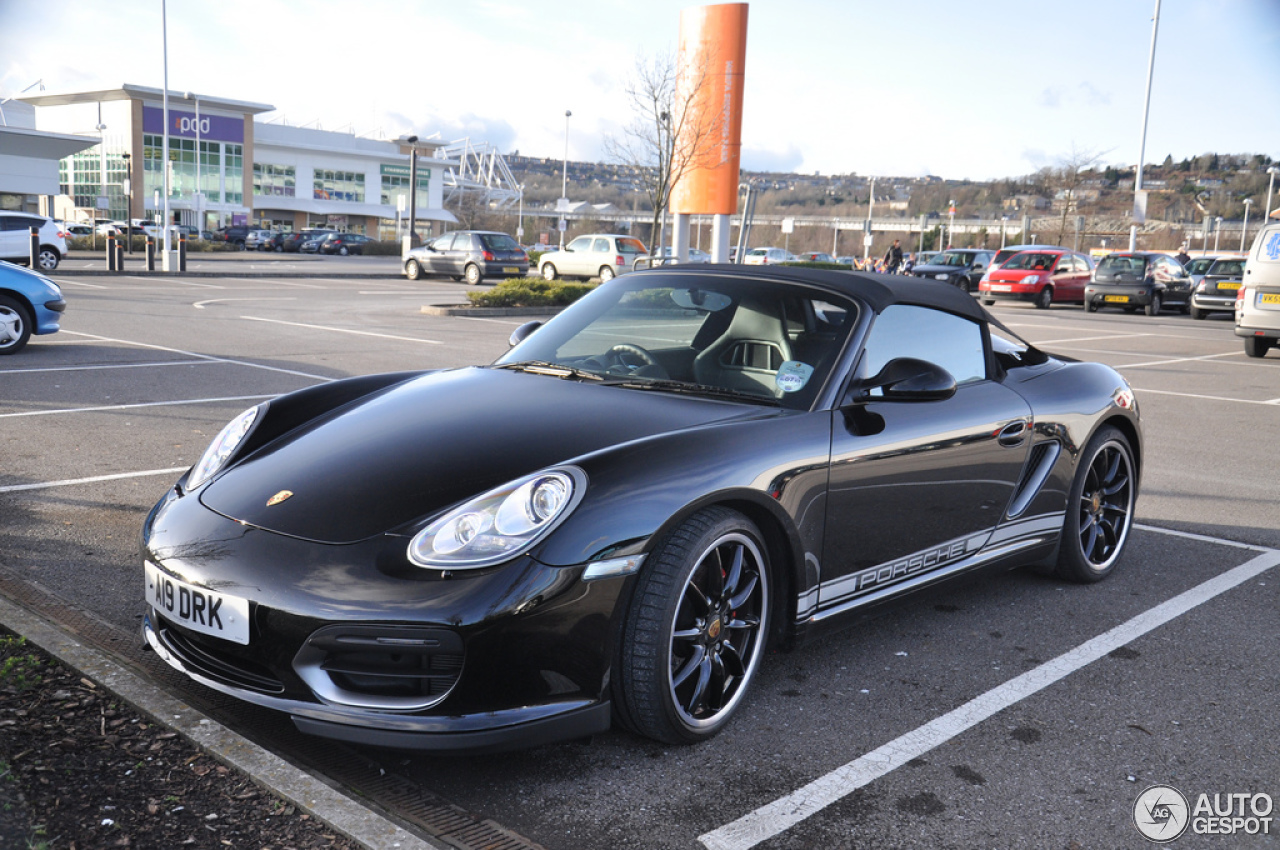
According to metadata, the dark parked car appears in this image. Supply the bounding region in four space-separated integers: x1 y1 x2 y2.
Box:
1189 257 1245 319
0 260 66 354
1084 252 1194 315
979 249 1095 309
910 249 995 292
404 230 528 284
219 225 250 250
282 229 336 253
320 233 374 256
141 266 1142 752
266 232 290 252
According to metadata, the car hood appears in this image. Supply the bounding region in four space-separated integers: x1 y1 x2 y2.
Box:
199 367 765 544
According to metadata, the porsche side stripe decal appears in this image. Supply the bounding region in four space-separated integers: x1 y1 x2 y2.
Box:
804 512 1066 621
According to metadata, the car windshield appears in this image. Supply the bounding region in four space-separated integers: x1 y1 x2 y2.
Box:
1185 257 1217 275
1003 252 1060 271
495 274 858 410
929 252 970 267
480 233 520 251
617 238 647 255
1206 259 1245 276
1098 256 1148 275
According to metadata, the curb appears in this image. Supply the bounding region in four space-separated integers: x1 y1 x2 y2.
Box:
419 304 563 317
0 594 444 850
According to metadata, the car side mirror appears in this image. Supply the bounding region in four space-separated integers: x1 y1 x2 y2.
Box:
846 357 957 404
508 320 543 347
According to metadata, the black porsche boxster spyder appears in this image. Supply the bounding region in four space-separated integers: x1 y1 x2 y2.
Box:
141 265 1141 751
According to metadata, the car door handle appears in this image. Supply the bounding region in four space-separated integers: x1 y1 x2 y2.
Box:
997 420 1030 447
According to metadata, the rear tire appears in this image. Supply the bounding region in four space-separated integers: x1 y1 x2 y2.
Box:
541 263 558 281
982 298 995 306
1055 425 1136 583
599 266 616 282
464 264 482 285
36 247 60 271
0 294 34 355
1190 305 1206 320
613 507 770 744
1244 337 1271 358
1144 294 1161 316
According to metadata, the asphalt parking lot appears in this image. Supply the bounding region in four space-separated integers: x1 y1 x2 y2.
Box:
2 269 1278 849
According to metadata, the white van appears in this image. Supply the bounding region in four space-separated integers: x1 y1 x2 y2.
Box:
1235 222 1280 358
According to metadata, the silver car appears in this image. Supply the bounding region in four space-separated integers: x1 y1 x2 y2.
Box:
1236 224 1280 358
539 234 649 281
0 212 68 271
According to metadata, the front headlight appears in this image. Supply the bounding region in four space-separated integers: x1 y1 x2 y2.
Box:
187 405 262 490
408 467 586 569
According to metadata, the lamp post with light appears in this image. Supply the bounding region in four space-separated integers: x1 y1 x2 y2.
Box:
560 109 571 249
1240 198 1252 252
122 153 132 253
1266 166 1279 221
403 135 419 248
948 199 956 248
1214 216 1223 252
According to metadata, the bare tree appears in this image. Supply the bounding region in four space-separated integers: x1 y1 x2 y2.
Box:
1048 144 1109 247
605 49 723 254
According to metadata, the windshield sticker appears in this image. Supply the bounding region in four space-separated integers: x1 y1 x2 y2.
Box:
775 361 814 393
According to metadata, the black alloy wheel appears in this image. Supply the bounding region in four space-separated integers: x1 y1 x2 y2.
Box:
1055 426 1136 583
614 507 770 744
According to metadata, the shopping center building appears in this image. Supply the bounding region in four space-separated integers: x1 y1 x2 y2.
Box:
9 84 459 238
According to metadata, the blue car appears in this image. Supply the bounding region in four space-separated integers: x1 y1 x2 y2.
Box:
0 260 66 354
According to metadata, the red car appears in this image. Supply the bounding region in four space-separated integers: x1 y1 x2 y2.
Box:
979 249 1094 309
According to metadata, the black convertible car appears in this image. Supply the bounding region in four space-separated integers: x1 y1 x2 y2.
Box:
141 266 1142 751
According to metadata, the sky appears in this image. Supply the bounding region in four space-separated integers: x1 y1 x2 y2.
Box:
2 0 1278 182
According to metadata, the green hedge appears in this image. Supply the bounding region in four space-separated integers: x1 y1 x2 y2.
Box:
466 277 594 308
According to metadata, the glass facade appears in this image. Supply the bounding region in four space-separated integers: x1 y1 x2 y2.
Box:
253 164 296 197
142 134 243 206
312 169 364 203
60 151 130 221
380 165 431 210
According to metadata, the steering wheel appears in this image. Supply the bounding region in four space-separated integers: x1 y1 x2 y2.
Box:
606 343 666 377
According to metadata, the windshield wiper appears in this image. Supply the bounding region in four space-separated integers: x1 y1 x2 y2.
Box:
600 376 779 405
492 361 606 381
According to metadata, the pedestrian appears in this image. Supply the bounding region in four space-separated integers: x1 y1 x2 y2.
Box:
883 238 904 274
1174 244 1191 266
903 253 916 274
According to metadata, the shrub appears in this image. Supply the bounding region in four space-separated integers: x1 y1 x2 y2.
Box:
466 277 594 308
362 240 402 256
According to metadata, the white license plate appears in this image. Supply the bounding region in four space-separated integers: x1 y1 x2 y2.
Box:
991 284 1012 292
145 561 250 645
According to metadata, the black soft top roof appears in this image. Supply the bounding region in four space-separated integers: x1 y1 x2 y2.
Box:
642 264 990 322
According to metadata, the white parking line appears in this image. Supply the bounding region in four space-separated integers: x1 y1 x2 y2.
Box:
0 468 188 494
240 315 443 345
0 394 273 419
194 297 297 309
60 331 335 382
0 360 217 375
699 528 1280 850
1118 351 1243 369
1133 387 1280 406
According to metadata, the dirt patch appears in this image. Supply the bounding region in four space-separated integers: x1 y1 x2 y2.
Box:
0 628 358 849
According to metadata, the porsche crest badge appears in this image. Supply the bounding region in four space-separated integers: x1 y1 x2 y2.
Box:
266 490 294 507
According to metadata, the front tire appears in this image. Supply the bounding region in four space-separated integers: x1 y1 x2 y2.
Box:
1034 286 1053 310
541 263 558 281
0 294 34 355
1055 426 1136 583
1085 299 1098 313
614 507 770 744
404 258 422 280
464 263 482 285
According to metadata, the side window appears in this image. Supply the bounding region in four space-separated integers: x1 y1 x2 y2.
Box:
567 236 591 251
431 234 455 250
593 238 611 253
859 304 987 385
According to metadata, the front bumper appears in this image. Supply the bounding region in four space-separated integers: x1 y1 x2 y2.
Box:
140 485 630 751
980 284 1041 303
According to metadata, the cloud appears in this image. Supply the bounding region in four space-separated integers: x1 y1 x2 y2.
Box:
1079 82 1110 106
741 144 804 174
1038 87 1063 108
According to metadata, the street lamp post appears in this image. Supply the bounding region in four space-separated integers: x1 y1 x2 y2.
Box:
1001 214 1009 248
517 184 525 245
122 153 132 253
560 109 571 249
1214 216 1223 252
186 92 201 234
405 135 419 246
1241 199 1252 252
1267 166 1279 221
948 199 956 248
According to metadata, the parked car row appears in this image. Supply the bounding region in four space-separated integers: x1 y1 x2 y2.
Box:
405 230 530 283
